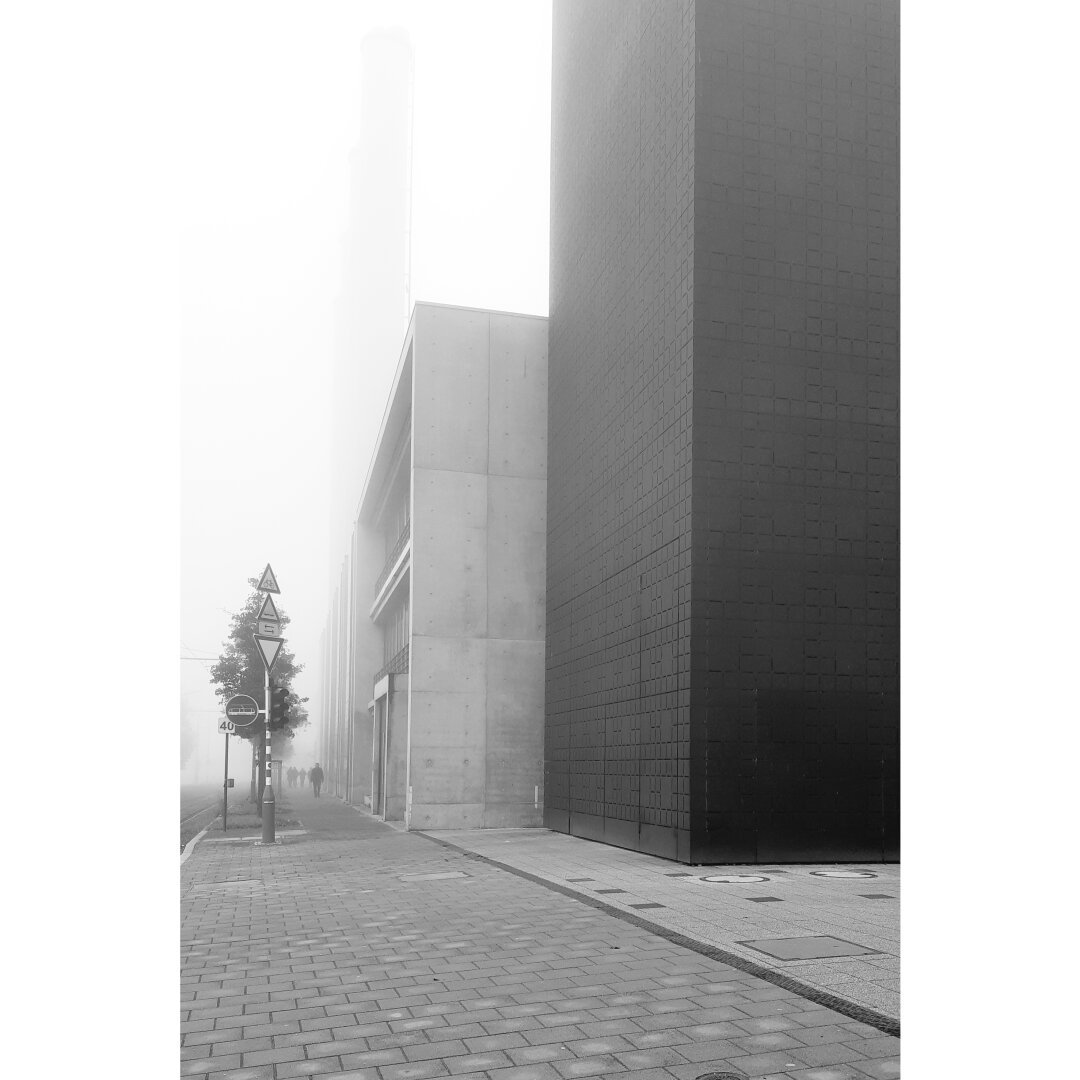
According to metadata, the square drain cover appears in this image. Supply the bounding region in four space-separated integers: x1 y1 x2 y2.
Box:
738 935 879 960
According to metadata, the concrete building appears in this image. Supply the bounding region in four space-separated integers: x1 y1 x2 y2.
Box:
321 302 548 830
545 0 899 862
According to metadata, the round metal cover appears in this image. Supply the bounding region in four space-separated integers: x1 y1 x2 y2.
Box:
810 869 877 879
700 874 770 884
695 1073 746 1080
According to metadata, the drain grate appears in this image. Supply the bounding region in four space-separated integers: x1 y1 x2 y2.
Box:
700 874 770 884
738 935 880 961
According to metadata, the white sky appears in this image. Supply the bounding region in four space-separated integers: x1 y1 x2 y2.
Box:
180 1 552 776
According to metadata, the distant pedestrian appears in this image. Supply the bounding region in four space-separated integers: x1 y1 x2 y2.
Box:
287 766 298 788
309 763 324 798
298 768 307 787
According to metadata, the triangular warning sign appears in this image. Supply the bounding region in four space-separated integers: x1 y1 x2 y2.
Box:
253 634 284 673
258 593 280 621
256 563 280 594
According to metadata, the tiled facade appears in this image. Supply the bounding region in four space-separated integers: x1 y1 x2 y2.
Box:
546 0 899 862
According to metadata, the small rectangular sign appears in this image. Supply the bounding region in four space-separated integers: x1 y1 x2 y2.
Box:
258 618 280 636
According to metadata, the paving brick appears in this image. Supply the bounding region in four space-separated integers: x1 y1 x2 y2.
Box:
183 1028 240 1048
720 1051 804 1076
615 1046 693 1070
563 1036 637 1057
485 1064 566 1080
732 1032 805 1055
274 1030 334 1049
506 1043 577 1066
212 1037 274 1056
240 1046 308 1066
843 1036 900 1059
624 1028 692 1050
436 1023 489 1041
849 1058 901 1079
402 1039 470 1063
312 1041 399 1062
669 1038 747 1064
331 1021 392 1040
243 1021 301 1038
521 1025 587 1046
791 1043 870 1068
444 1051 516 1074
789 1068 867 1080
274 1060 347 1078
181 1054 241 1074
682 1023 745 1042
379 1061 451 1080
551 1057 626 1079
483 1017 544 1036
268 1002 324 1019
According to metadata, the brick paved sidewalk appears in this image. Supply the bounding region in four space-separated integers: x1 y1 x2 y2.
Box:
182 794 900 1080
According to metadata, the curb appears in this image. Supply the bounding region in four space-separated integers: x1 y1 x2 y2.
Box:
180 823 212 866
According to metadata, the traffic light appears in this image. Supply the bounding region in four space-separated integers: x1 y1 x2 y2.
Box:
269 684 290 730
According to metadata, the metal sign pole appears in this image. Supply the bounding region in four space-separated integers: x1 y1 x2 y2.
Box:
223 731 229 833
262 666 276 843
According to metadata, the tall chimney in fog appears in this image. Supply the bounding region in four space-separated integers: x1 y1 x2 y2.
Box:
332 28 414 569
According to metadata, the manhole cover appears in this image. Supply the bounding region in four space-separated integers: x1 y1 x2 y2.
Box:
695 1073 745 1080
810 869 877 879
700 874 770 884
738 935 880 960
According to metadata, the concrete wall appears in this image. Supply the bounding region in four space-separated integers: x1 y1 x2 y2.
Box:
384 673 409 820
408 304 547 829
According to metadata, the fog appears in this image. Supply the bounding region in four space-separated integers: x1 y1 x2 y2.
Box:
181 1 551 784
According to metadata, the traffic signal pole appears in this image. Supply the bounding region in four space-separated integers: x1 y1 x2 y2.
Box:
261 666 276 843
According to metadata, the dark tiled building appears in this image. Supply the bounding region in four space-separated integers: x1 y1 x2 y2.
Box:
545 0 899 862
